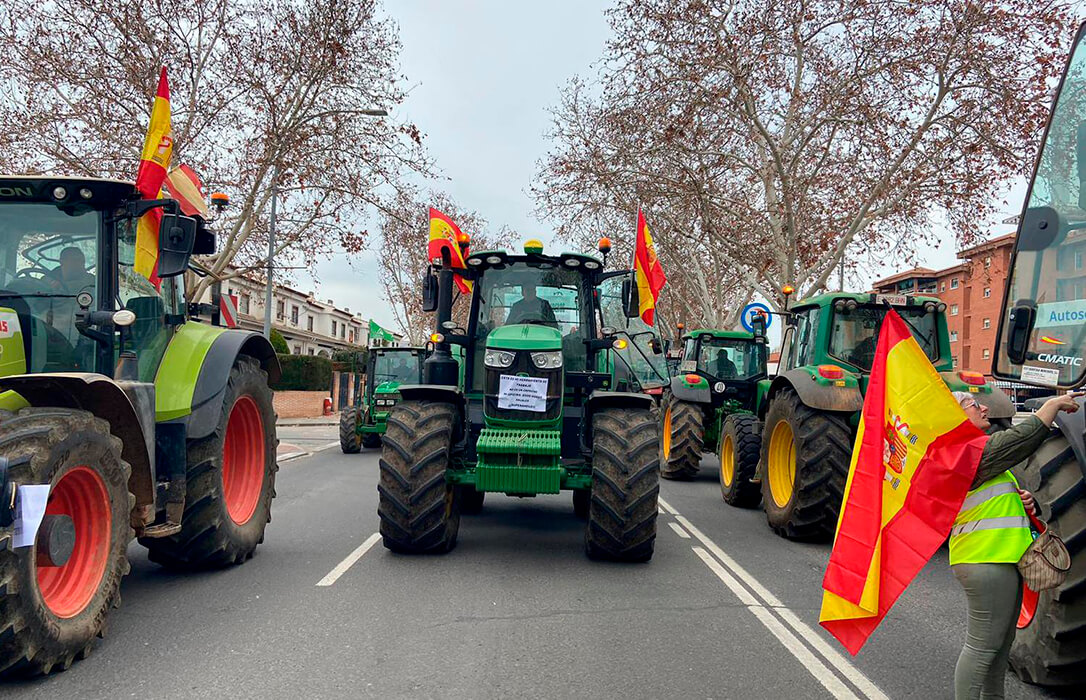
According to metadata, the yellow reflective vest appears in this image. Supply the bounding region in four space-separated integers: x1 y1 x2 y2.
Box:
949 471 1033 566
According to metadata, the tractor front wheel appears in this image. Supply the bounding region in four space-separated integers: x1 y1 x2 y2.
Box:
378 401 461 553
585 407 659 562
0 409 132 677
759 388 851 541
141 355 277 569
339 408 361 453
661 399 703 480
719 414 761 508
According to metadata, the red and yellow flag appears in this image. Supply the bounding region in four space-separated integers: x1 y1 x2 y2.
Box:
634 208 666 325
428 207 472 294
819 310 988 654
134 67 174 283
164 164 208 217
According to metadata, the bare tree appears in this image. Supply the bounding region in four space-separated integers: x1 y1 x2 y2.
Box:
0 0 432 300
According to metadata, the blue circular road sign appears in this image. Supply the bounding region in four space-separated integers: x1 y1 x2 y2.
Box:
740 303 772 332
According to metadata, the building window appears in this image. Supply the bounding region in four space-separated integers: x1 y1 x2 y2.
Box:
291 305 299 325
982 318 990 329
308 348 315 356
982 348 990 360
939 282 946 292
240 295 250 314
952 355 958 368
349 330 354 343
341 325 346 339
983 287 990 298
950 331 958 342
293 346 301 354
307 316 313 331
276 300 284 318
951 304 958 316
332 320 337 336
984 256 991 268
950 278 959 290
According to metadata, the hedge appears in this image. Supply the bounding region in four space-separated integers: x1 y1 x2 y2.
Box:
274 354 333 391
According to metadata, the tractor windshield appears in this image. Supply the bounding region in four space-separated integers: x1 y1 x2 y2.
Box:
695 337 766 380
0 202 99 372
829 305 938 371
372 350 423 387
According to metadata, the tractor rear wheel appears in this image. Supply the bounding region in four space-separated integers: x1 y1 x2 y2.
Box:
141 355 277 569
460 488 485 515
1009 434 1086 688
719 414 761 508
0 409 132 677
339 408 361 453
378 401 461 553
661 399 703 480
585 407 659 562
759 388 851 541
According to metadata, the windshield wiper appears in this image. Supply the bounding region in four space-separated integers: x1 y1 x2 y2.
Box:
0 291 77 299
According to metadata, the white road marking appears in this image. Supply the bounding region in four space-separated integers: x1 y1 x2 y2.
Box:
658 499 678 515
316 533 381 587
660 498 888 700
315 441 341 453
658 506 666 515
667 522 690 539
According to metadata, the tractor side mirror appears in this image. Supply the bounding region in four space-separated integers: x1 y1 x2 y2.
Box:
156 214 197 278
751 312 767 340
422 271 438 313
1005 300 1036 365
621 273 640 318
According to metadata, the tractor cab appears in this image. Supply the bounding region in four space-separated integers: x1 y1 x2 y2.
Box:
678 329 768 404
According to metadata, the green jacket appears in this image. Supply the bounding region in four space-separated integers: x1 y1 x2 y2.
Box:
973 415 1050 489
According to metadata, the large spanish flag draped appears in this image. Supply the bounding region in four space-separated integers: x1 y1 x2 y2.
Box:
819 310 989 654
134 67 174 282
428 207 472 294
163 164 208 217
634 208 666 325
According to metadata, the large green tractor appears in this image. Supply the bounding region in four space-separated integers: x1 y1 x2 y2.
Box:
759 292 1014 541
661 325 768 510
0 176 279 676
340 346 425 452
377 238 661 561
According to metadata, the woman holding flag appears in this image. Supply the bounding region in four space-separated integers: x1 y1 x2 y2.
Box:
950 391 1079 700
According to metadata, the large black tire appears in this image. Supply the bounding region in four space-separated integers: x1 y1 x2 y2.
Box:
460 488 485 515
585 407 660 562
0 409 133 677
141 355 278 569
661 398 704 480
339 408 361 453
378 401 461 553
759 388 852 541
573 489 590 519
1009 434 1086 689
719 414 762 508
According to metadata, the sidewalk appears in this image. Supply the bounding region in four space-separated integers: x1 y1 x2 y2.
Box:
277 414 340 427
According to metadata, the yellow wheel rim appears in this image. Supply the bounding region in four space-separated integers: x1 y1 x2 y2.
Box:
768 420 796 507
720 434 734 487
662 405 673 460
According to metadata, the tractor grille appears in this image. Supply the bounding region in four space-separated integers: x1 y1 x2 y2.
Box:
483 350 563 422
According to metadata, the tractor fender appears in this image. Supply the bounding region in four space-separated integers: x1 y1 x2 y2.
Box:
1052 395 1086 482
668 375 711 404
583 390 657 451
396 384 467 441
766 370 863 415
185 330 281 440
0 373 155 519
937 372 1016 420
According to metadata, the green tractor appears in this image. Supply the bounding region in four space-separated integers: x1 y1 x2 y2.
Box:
377 239 661 561
0 176 279 676
340 346 425 452
660 324 769 510
759 292 1014 541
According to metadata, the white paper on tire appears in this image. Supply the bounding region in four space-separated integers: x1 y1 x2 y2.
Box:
498 375 548 412
1020 364 1061 387
12 484 50 548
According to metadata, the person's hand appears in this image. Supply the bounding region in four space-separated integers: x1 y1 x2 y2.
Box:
1045 393 1082 414
1018 488 1038 516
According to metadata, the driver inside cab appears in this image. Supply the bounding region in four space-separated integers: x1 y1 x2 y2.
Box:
506 283 557 328
850 325 878 368
47 246 95 295
714 348 738 378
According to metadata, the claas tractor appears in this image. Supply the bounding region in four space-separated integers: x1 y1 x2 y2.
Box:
340 346 425 452
986 20 1086 688
0 176 279 676
759 292 1013 541
377 238 661 561
661 323 769 511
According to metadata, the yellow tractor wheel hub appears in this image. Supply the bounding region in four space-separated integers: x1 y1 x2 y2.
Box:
719 434 734 487
662 405 673 460
768 420 796 507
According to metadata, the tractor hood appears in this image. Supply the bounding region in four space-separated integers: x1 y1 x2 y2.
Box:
485 324 562 352
373 382 401 395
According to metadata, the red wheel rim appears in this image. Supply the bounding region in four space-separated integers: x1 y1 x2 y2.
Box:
1017 583 1039 629
36 466 112 619
222 395 265 525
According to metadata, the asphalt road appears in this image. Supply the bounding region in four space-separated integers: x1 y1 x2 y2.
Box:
3 427 1067 699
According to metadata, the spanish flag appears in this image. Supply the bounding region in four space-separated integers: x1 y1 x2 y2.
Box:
428 207 472 294
819 309 988 654
134 67 174 282
164 164 208 217
634 208 666 325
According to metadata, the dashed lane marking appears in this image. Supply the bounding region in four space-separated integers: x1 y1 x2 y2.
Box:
316 533 381 587
667 522 691 539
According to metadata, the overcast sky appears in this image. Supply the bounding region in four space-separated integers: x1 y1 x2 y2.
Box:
294 0 1033 336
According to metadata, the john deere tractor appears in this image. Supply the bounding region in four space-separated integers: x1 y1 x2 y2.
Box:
340 346 424 452
759 292 1013 541
661 323 768 510
0 176 279 676
377 238 661 561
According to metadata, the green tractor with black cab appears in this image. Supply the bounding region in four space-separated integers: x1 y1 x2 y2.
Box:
661 323 769 510
340 346 425 452
0 176 279 676
377 237 661 561
759 291 1014 541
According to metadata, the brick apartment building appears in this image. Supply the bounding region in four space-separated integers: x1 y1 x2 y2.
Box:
872 233 1015 375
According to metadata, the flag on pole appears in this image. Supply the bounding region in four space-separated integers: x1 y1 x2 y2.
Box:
819 309 988 654
428 207 472 294
134 67 174 283
369 319 394 343
164 164 208 217
633 208 666 325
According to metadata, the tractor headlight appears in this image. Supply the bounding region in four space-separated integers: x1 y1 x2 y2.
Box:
484 349 516 368
530 351 563 369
